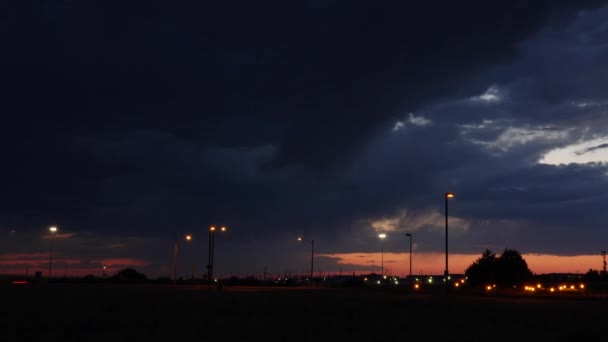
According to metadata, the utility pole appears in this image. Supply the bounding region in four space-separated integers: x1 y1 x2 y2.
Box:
602 250 606 273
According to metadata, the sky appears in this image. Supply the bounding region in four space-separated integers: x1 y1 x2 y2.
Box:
2 1 608 279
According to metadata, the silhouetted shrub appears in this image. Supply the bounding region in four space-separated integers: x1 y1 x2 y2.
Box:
465 248 532 287
111 268 147 282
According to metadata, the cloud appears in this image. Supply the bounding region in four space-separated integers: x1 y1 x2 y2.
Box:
470 85 503 102
2 1 608 277
576 143 608 155
460 123 571 153
540 136 608 165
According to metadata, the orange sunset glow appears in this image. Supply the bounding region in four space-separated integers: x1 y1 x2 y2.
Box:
322 252 603 276
0 253 151 278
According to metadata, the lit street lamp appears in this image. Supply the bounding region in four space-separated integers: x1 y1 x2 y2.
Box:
445 192 455 295
405 233 412 278
48 226 58 279
207 226 226 288
297 236 314 283
174 234 193 285
378 233 386 276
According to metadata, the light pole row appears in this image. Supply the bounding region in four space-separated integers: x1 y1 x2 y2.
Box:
297 236 314 283
445 191 455 295
373 191 454 288
44 191 454 287
171 226 227 288
173 234 192 285
208 225 227 288
48 226 57 279
378 233 386 276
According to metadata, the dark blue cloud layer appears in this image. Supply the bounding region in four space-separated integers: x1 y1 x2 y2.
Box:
2 1 608 275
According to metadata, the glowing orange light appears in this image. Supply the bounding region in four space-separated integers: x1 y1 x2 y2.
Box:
210 226 216 232
445 192 455 199
221 226 227 232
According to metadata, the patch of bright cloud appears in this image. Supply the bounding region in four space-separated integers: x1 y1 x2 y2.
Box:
460 121 570 152
392 121 405 131
370 209 470 234
371 216 401 232
491 127 569 150
392 113 432 132
458 119 495 130
569 100 608 108
539 136 608 165
408 113 432 126
470 84 502 103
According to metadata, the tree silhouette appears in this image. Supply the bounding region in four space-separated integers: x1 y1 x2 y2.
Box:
495 249 533 287
585 268 600 281
465 248 532 287
465 248 497 286
111 268 147 282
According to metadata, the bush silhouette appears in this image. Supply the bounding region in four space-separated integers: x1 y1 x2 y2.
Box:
465 248 532 287
111 268 147 282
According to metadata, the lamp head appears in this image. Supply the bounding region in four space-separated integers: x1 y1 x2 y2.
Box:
445 192 455 199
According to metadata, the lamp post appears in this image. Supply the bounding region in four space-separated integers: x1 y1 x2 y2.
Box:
102 266 107 278
378 233 386 276
48 226 58 279
173 234 192 285
297 236 314 283
406 233 412 279
207 226 226 288
445 192 455 294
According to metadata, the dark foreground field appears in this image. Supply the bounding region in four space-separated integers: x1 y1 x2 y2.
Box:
1 284 606 341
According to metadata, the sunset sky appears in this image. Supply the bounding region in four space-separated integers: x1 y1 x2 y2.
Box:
2 1 608 279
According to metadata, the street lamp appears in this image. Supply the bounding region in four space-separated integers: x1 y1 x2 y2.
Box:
207 226 227 288
405 233 412 279
378 233 386 276
102 266 107 278
174 234 193 285
445 192 455 294
48 226 58 279
297 236 314 283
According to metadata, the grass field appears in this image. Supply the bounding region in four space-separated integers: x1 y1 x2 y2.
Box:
1 283 607 341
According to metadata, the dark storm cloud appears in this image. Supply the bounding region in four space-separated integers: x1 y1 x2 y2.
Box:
4 1 603 157
2 0 608 271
